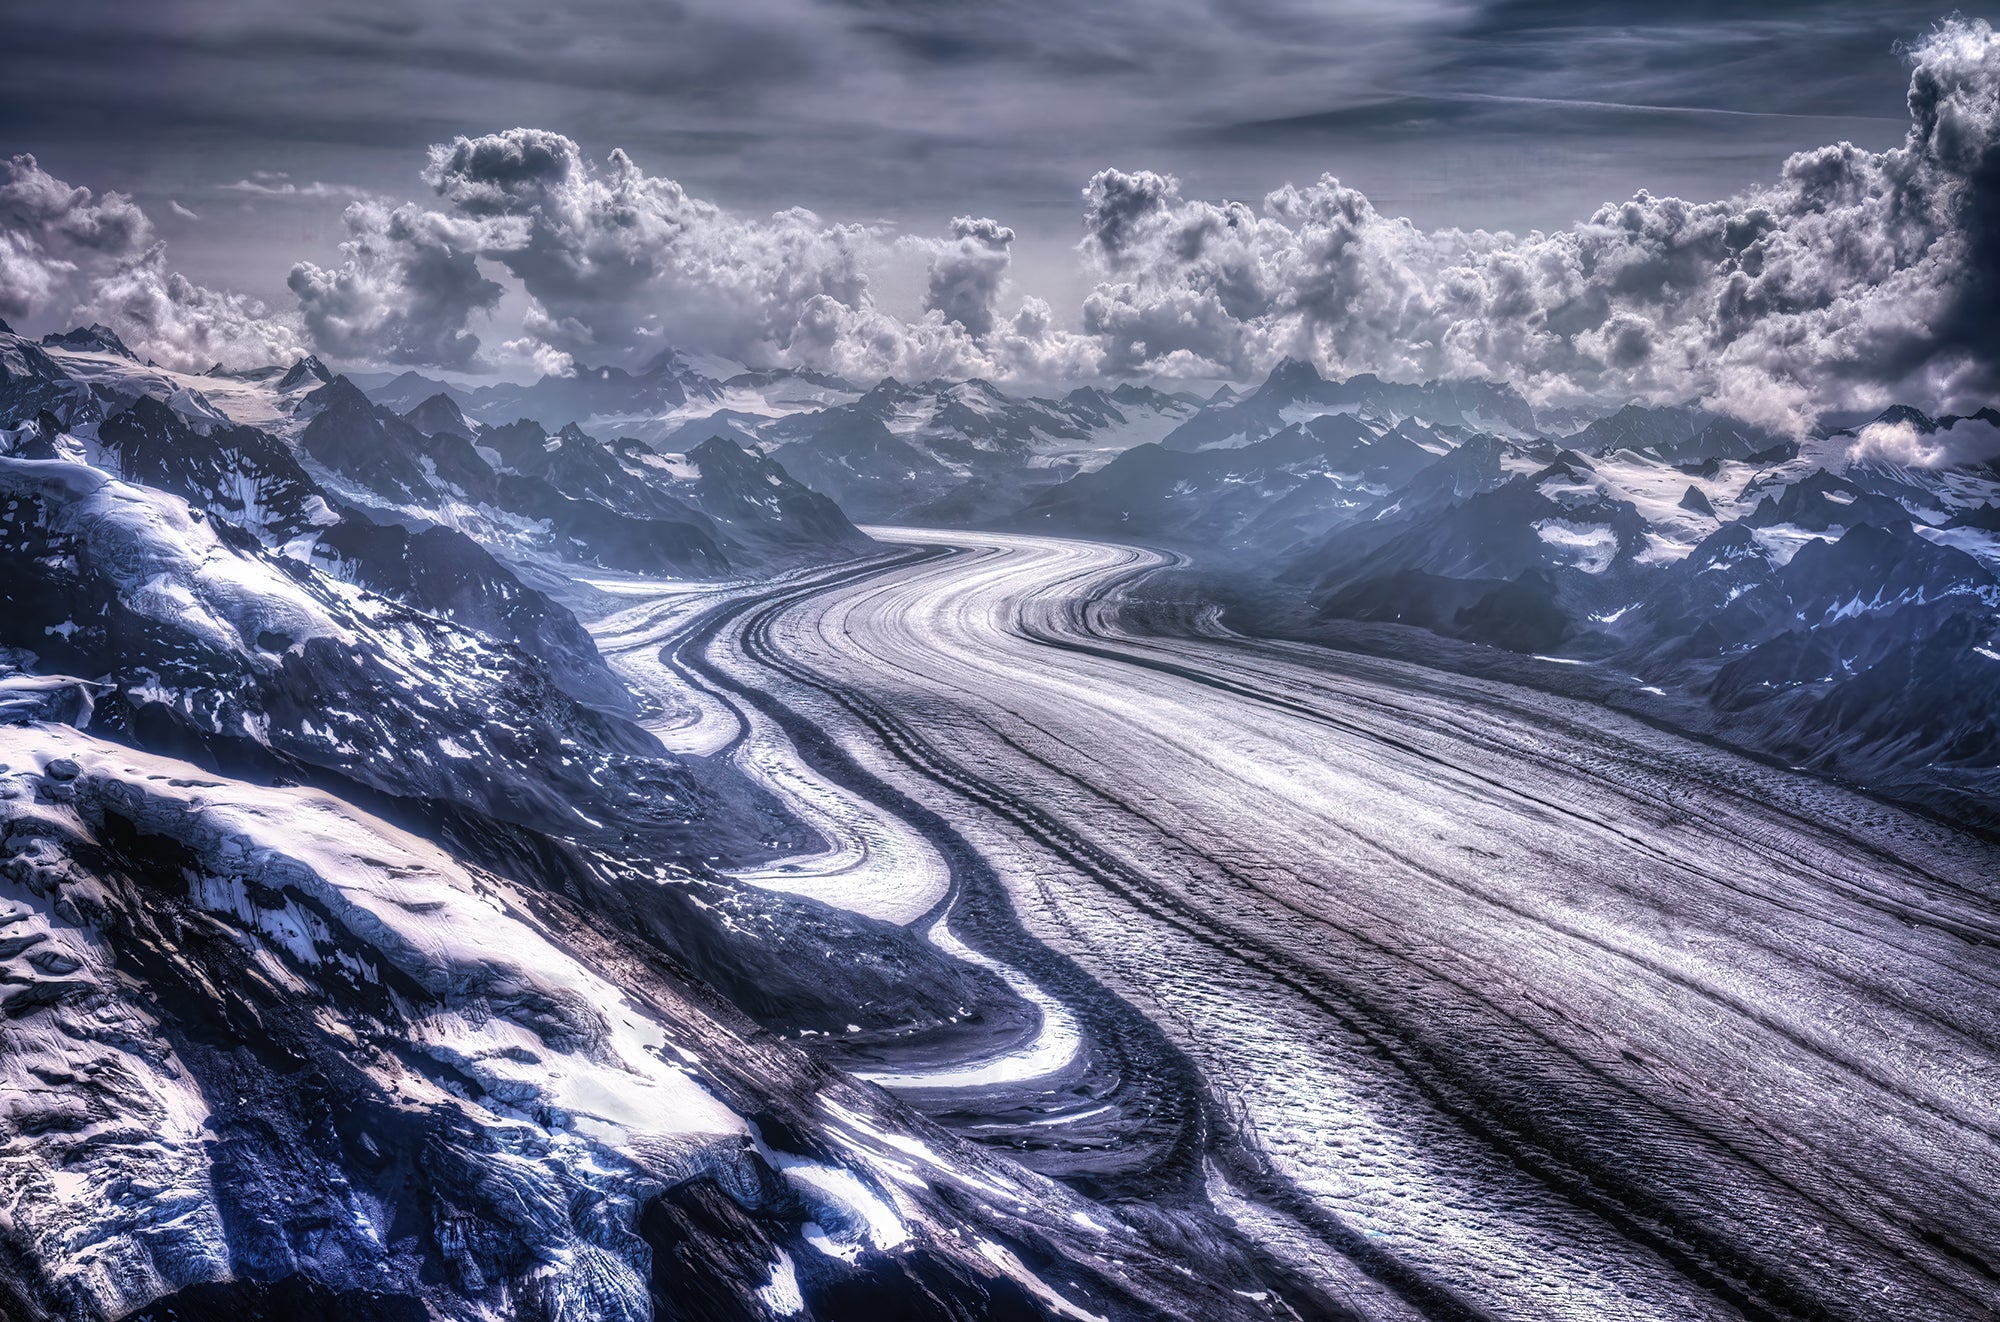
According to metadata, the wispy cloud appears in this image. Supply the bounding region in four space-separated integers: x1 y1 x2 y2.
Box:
1420 89 1908 124
221 171 369 198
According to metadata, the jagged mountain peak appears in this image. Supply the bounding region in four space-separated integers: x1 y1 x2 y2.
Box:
1684 518 1767 565
275 353 333 392
687 431 755 465
635 344 742 384
40 323 137 361
480 416 552 468
1743 465 1918 535
1109 382 1185 409
862 375 913 406
109 391 184 431
301 372 375 415
1945 502 2000 531
371 367 462 405
1567 401 1704 448
402 390 475 439
1871 403 1942 433
1258 355 1326 396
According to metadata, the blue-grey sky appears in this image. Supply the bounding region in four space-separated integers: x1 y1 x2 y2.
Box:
2 0 1961 305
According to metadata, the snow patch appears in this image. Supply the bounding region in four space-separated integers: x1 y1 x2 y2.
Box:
758 1249 804 1316
1532 518 1619 574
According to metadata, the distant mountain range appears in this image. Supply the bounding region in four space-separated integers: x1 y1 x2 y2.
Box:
13 321 2000 820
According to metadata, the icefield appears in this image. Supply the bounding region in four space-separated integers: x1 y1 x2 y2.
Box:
595 526 2000 1322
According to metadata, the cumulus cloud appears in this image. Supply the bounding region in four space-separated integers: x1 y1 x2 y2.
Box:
495 335 576 378
0 230 72 323
420 128 882 365
76 245 308 372
1072 17 2000 430
287 127 1093 380
286 20 2000 412
289 202 501 369
2 13 1971 411
0 153 151 320
1847 414 2000 468
986 296 1104 382
787 300 985 382
0 154 307 371
0 143 1075 385
923 216 1015 338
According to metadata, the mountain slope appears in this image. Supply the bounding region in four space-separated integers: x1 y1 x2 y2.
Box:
79 396 626 709
303 379 735 578
0 724 1275 1322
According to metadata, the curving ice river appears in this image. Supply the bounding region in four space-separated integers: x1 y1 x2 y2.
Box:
592 528 2000 1322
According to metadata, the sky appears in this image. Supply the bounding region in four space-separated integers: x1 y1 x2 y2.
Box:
4 1 1947 297
5 2 2000 424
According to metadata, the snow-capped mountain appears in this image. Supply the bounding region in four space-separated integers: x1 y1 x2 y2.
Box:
300 378 730 578
95 393 333 546
294 377 875 580
1558 402 1788 464
1 327 876 588
42 393 621 709
357 357 1206 528
365 351 863 445
0 323 333 436
1018 412 1437 553
1157 358 1538 452
0 323 102 430
1 325 881 704
38 323 139 360
1000 366 2000 824
762 376 1202 521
